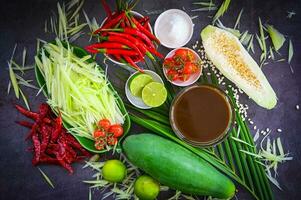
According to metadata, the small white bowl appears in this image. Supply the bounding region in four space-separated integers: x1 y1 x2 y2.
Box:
100 11 153 68
154 9 194 49
163 47 202 87
125 70 164 109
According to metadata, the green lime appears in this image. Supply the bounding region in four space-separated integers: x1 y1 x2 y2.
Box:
102 160 127 183
129 73 153 97
142 82 167 107
134 175 160 200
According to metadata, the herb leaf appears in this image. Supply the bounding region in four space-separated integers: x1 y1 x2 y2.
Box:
38 167 55 189
212 0 231 24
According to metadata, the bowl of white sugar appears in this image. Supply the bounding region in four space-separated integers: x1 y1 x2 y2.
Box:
154 9 194 49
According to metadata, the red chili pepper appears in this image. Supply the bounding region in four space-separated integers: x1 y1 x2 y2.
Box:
107 32 153 60
15 104 39 120
98 35 144 58
51 115 62 142
97 48 140 56
124 15 131 27
101 0 112 18
32 131 41 165
93 12 125 34
130 16 161 44
143 19 151 32
40 125 52 153
86 42 130 50
137 16 150 24
120 19 125 28
101 28 155 49
146 46 164 58
15 121 33 129
16 103 90 174
123 56 144 72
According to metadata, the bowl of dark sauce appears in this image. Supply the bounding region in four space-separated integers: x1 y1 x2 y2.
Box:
170 84 234 147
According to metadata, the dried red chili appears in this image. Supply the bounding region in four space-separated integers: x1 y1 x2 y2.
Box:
15 104 90 174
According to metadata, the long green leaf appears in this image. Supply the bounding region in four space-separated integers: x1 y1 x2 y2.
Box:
213 0 231 24
38 167 55 188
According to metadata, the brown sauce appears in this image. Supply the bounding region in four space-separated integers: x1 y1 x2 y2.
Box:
171 85 231 143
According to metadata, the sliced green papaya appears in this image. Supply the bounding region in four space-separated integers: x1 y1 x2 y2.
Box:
201 25 277 109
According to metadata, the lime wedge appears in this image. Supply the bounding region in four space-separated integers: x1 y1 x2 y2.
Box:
142 82 167 107
129 73 153 97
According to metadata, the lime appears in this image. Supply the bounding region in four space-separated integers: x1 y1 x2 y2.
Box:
129 73 153 97
134 175 160 200
102 160 127 183
142 82 167 107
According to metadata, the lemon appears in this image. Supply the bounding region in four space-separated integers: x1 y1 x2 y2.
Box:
102 160 126 183
134 175 160 200
142 82 167 107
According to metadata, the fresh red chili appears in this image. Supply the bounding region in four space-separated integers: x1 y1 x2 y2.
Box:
130 16 161 44
97 35 144 58
101 28 155 49
107 32 152 59
86 42 130 50
93 12 125 34
123 56 144 72
101 0 112 18
97 48 140 56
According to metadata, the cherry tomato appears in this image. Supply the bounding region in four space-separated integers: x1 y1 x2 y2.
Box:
183 62 194 74
108 124 124 138
94 139 106 150
107 136 118 146
98 119 111 131
166 69 178 81
94 130 106 139
173 49 196 62
163 58 175 68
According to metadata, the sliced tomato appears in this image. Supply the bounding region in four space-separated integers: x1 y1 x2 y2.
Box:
183 62 194 74
183 62 200 74
173 49 196 62
163 57 175 68
166 69 178 81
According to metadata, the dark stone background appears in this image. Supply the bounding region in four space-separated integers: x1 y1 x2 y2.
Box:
0 0 300 199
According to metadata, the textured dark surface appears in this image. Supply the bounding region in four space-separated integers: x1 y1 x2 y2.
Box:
0 0 300 199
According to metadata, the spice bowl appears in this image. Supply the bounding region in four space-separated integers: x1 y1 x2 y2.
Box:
100 11 153 68
154 9 194 48
163 47 202 87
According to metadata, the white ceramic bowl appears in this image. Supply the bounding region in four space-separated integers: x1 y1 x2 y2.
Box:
100 11 153 67
125 70 164 109
154 9 194 49
163 47 202 87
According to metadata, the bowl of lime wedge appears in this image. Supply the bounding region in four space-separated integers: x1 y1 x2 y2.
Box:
125 70 167 109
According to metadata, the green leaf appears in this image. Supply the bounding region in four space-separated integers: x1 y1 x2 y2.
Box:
288 39 293 63
212 0 231 24
267 25 286 51
38 167 55 189
9 61 19 99
20 89 30 110
234 9 243 29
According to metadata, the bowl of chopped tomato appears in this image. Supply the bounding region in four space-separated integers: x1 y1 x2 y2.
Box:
163 47 202 87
